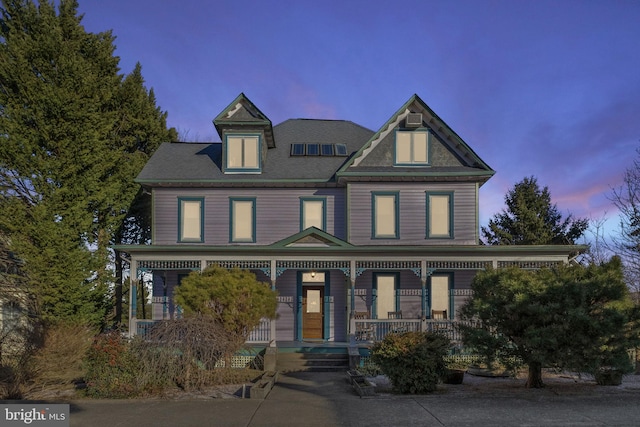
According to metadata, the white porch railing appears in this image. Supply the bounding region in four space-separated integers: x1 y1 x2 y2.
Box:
132 318 273 343
351 318 469 343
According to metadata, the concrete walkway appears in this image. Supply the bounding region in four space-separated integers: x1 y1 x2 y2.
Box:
61 372 640 426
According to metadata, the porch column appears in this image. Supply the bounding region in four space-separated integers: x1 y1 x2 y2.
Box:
420 260 427 318
269 260 277 346
129 258 137 338
348 260 356 335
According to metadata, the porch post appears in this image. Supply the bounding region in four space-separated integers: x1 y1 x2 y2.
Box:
420 260 427 319
129 258 137 338
349 260 356 335
269 259 277 347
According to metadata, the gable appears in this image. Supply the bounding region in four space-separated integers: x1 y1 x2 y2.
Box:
213 93 275 148
338 94 494 182
271 227 353 248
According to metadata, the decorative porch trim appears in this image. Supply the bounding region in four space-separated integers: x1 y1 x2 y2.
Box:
424 260 491 270
275 260 350 278
453 288 474 296
208 260 271 276
355 260 422 277
497 260 563 269
138 260 201 270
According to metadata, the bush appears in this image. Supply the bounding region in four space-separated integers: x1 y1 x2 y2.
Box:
371 331 450 393
83 331 142 398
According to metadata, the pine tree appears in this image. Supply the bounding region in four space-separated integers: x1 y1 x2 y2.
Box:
482 176 588 245
0 0 175 326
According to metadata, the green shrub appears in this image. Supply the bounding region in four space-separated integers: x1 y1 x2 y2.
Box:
371 331 450 394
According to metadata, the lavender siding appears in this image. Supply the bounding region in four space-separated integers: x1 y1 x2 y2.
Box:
152 187 345 245
348 182 478 245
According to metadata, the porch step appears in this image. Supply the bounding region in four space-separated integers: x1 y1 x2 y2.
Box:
276 349 349 372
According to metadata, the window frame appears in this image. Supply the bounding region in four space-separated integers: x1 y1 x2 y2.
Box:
225 133 261 173
229 197 256 243
394 130 430 166
299 197 327 231
429 273 453 320
426 191 454 239
177 197 204 243
372 272 400 319
371 191 399 239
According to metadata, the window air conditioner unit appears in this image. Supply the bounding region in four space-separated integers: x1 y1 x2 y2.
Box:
405 113 423 128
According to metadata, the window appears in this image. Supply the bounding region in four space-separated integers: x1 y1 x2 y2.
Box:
290 143 305 156
226 134 260 171
1 301 22 333
430 274 451 319
372 192 399 239
230 197 256 242
300 197 326 231
374 273 398 319
306 143 319 155
178 197 204 242
395 131 429 165
426 192 453 238
334 144 348 156
321 144 334 156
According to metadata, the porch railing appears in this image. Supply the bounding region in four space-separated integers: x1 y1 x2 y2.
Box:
132 318 272 343
351 318 469 343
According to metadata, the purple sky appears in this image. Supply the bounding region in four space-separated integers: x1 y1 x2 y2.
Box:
77 0 640 235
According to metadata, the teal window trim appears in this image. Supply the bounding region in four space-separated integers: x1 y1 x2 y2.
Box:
426 191 454 239
177 197 204 243
229 197 256 243
428 273 453 320
371 191 399 239
224 133 261 173
394 129 431 166
299 197 327 231
372 272 400 319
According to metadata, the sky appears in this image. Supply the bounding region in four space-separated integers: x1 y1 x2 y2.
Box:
76 0 640 237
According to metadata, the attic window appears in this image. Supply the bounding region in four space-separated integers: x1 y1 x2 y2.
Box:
321 144 334 156
306 144 319 155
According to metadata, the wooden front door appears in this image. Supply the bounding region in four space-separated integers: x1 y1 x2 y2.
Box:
302 286 324 339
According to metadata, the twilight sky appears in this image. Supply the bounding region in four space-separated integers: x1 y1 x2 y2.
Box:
77 0 640 236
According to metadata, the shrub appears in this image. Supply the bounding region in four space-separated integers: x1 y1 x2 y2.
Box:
83 332 141 398
371 331 450 394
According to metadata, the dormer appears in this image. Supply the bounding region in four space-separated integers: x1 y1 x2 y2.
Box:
213 93 275 174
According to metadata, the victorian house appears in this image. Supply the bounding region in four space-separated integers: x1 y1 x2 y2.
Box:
115 93 582 349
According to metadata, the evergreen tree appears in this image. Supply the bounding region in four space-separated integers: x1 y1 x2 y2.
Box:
0 0 175 326
460 257 640 388
482 176 588 245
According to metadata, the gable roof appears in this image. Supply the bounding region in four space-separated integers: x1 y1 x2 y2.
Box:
270 227 354 248
136 93 494 186
213 93 275 148
337 94 494 183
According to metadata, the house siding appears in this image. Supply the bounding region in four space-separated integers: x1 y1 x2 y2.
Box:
153 187 345 245
348 182 477 245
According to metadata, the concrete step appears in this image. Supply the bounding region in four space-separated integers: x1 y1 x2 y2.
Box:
276 350 349 372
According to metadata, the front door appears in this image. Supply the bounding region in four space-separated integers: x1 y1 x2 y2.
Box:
302 286 324 339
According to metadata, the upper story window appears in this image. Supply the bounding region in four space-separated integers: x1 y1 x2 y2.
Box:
300 197 326 231
395 130 429 166
372 191 399 239
178 197 204 243
226 134 261 172
230 197 256 243
426 192 453 239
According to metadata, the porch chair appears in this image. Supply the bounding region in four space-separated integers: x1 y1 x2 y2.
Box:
431 310 447 320
353 311 374 341
388 311 406 334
